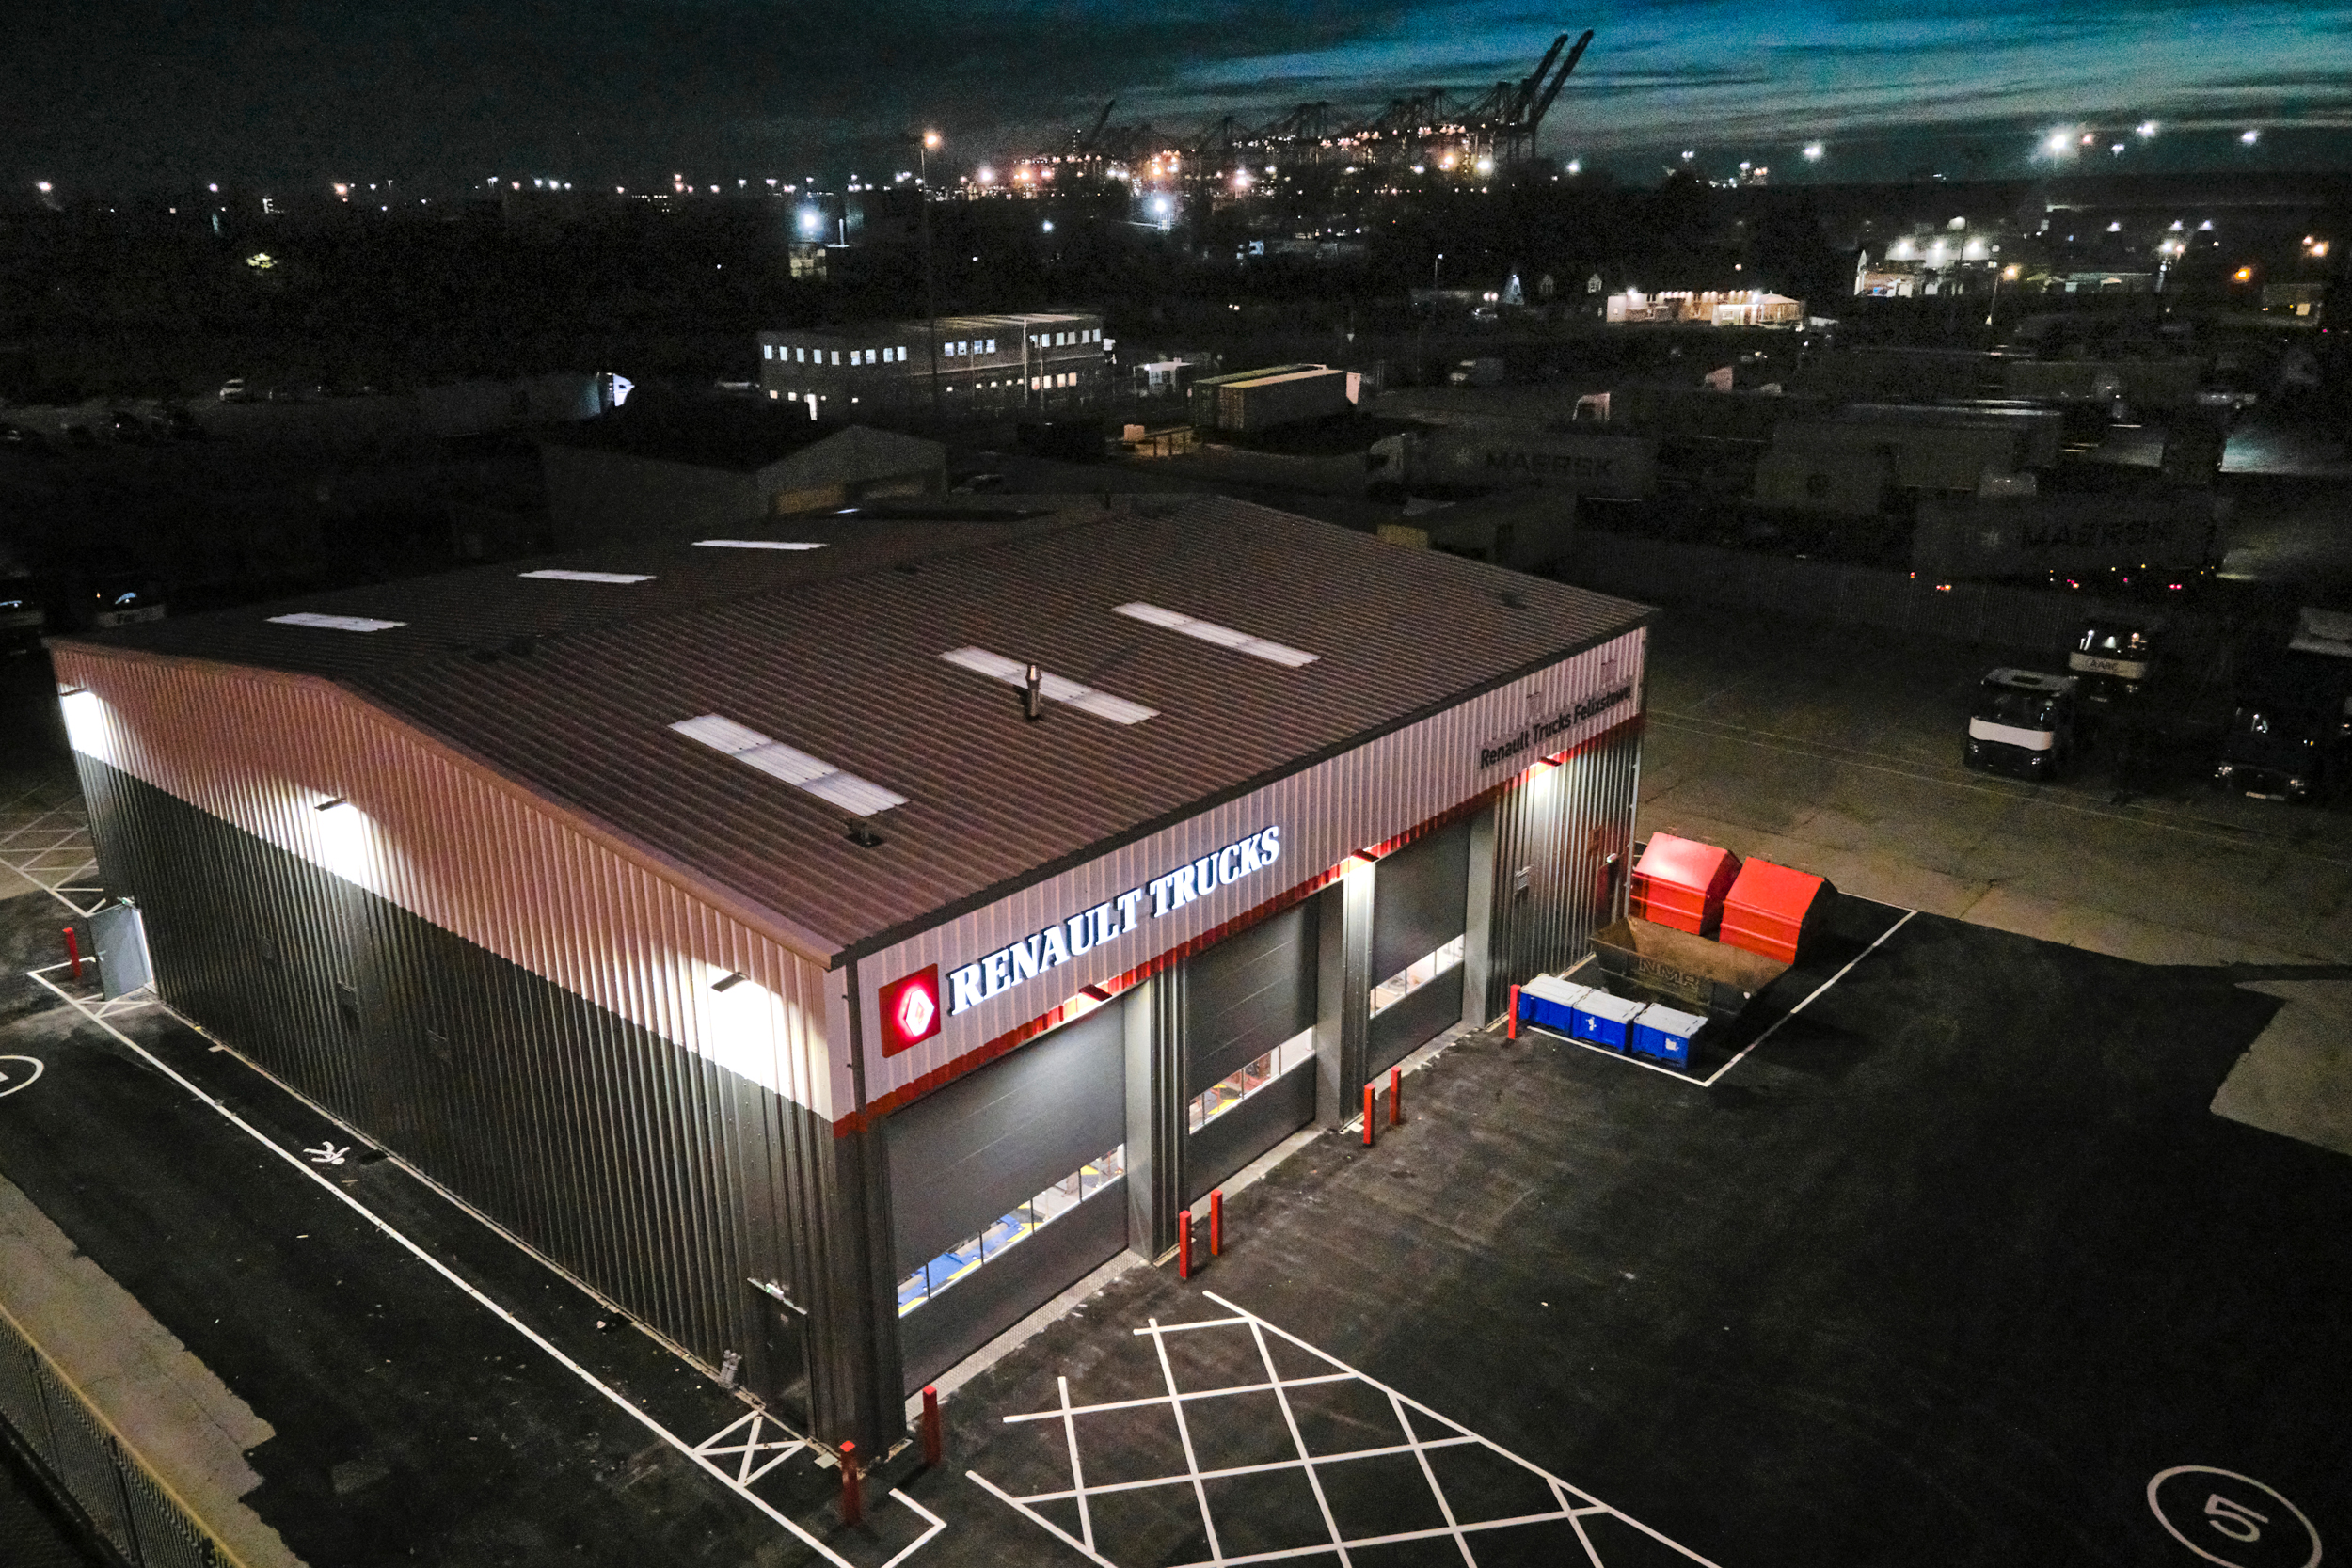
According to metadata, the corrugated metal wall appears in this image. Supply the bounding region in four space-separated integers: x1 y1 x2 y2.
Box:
1483 719 1643 1019
74 758 865 1416
55 647 885 1440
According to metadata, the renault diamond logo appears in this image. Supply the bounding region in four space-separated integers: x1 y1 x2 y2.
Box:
879 965 943 1056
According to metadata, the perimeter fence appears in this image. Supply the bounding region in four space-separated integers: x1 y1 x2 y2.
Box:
0 1297 248 1568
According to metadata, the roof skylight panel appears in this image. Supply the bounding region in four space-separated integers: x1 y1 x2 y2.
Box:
519 569 654 583
1110 602 1318 667
268 612 407 632
668 715 906 816
937 647 1157 724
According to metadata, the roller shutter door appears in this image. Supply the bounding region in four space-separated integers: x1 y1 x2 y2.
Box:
1370 821 1470 1073
888 1002 1128 1390
1184 903 1318 1198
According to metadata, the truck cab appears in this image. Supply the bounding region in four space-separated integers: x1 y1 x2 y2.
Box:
2217 640 2352 801
2067 617 2158 708
1965 668 2080 780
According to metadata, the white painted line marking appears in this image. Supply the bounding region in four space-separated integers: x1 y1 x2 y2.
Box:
1246 1316 1351 1568
303 1142 350 1165
1003 1370 1354 1421
966 1469 1118 1568
1058 1375 1095 1555
1145 1317 1227 1565
2147 1465 2319 1568
0 1055 45 1098
1008 1434 1479 1501
27 967 943 1568
975 1292 1726 1567
1698 910 1917 1088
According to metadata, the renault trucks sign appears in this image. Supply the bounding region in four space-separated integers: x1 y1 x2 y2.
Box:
942 827 1282 1016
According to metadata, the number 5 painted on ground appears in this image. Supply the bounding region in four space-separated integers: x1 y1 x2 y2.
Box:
2205 1494 2268 1544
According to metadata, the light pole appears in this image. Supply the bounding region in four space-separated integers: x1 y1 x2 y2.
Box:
1986 262 2019 326
920 130 943 419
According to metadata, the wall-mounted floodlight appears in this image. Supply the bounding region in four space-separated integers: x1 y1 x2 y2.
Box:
315 797 349 812
711 971 747 992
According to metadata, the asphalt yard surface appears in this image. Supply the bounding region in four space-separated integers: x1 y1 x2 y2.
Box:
6 617 2350 1568
0 908 944 1568
903 910 2344 1568
1639 608 2352 968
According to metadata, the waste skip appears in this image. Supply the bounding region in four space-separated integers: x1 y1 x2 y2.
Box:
1719 858 1836 965
1568 990 1647 1052
1518 975 1590 1036
1631 1002 1708 1069
1629 833 1742 938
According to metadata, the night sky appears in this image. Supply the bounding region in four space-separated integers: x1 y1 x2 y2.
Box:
10 0 2352 192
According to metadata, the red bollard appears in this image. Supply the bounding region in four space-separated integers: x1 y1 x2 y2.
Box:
1362 1083 1375 1147
920 1386 943 1467
1209 1190 1222 1258
838 1439 863 1526
1507 984 1519 1040
1178 1209 1193 1279
1390 1067 1403 1127
63 926 82 983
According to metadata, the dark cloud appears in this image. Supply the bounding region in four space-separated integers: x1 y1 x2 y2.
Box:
4 0 2348 187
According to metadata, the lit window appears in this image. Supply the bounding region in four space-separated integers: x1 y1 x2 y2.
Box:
795 347 805 363
896 345 907 360
1188 1030 1314 1132
762 344 773 359
895 1145 1127 1316
1370 934 1465 1017
985 338 996 353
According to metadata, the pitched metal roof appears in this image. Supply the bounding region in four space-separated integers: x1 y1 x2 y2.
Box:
61 496 1652 959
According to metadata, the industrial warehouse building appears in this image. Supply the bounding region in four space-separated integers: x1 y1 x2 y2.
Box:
540 402 947 546
756 311 1108 418
50 495 1651 1454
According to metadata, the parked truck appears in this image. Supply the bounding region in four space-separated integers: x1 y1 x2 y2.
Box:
1964 668 2081 780
2215 610 2352 801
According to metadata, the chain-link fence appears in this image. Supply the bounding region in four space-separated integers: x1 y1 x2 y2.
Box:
0 1299 247 1568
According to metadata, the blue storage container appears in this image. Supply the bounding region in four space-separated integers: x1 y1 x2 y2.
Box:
1631 1002 1708 1069
1518 975 1589 1036
1568 990 1645 1052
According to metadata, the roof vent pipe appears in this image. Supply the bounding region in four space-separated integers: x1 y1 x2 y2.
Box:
1024 663 1044 721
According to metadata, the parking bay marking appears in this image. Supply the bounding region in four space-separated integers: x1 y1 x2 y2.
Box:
2147 1466 2319 1568
25 967 946 1568
1531 909 1917 1091
0 1055 45 1098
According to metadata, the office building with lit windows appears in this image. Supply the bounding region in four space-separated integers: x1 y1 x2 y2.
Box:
52 493 1649 1457
756 312 1108 418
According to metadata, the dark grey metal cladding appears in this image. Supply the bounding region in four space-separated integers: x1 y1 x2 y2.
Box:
1483 721 1643 1020
1186 1061 1313 1201
895 1176 1126 1394
1372 820 1472 982
1183 901 1317 1096
72 755 827 1416
882 1003 1125 1275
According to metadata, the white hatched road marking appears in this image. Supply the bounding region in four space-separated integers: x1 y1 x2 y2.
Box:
0 784 103 916
26 961 946 1568
969 1293 1725 1568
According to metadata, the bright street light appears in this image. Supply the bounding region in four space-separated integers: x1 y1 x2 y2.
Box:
1803 142 1825 162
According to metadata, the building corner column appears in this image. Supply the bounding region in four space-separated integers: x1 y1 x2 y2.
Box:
1122 972 1184 1261
1314 863 1373 1128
